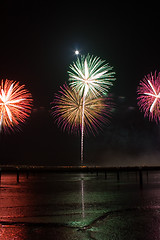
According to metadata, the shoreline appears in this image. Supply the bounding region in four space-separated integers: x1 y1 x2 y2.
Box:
0 165 160 172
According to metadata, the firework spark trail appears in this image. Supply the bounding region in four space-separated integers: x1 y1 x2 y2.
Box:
81 84 91 164
137 71 160 122
0 79 33 133
81 94 86 165
68 54 115 164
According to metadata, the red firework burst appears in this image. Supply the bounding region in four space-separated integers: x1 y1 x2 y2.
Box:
0 79 33 132
137 71 160 122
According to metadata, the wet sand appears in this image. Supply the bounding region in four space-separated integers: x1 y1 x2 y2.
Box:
0 171 160 239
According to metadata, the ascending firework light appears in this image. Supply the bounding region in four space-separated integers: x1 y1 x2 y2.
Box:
0 79 33 133
68 54 116 164
137 71 160 123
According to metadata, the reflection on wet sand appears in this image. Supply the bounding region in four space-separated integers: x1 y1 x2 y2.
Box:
0 171 160 239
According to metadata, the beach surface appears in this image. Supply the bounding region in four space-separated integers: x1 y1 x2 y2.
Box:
0 170 160 239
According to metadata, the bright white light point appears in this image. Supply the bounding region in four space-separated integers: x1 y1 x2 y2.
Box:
75 50 79 55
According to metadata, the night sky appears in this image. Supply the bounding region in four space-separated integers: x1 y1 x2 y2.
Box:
0 2 160 166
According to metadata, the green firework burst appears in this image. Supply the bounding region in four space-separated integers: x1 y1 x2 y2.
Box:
68 54 116 97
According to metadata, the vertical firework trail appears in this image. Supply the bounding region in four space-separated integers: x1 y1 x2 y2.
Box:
68 54 115 165
81 96 85 165
81 91 86 165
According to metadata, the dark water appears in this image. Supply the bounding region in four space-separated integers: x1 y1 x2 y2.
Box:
0 170 160 239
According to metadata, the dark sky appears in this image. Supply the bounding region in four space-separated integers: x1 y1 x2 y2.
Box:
0 2 160 166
